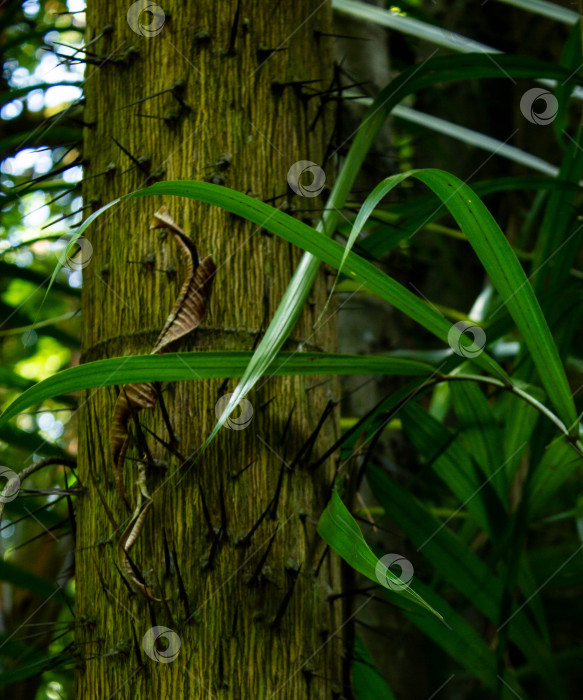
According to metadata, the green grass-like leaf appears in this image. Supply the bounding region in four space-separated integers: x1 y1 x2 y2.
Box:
317 487 443 620
0 352 435 428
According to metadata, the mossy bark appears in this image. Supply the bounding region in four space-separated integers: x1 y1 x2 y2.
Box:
77 1 344 698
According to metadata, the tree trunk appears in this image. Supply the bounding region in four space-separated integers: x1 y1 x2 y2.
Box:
77 1 344 698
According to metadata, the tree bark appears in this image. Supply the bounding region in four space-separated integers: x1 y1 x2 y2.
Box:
77 1 344 698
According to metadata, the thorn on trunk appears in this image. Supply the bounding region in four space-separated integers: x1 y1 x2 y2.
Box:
171 539 192 621
270 559 301 629
247 526 279 587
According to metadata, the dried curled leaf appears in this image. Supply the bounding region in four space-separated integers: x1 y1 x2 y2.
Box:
111 206 215 510
118 496 160 601
150 206 216 354
111 383 158 508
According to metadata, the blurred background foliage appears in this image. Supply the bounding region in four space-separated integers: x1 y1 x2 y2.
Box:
1 0 582 698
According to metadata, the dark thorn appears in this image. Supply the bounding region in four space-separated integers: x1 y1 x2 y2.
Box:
11 520 69 551
120 154 151 176
89 420 124 520
314 545 330 578
111 137 151 176
41 203 95 230
353 514 400 537
141 423 186 463
247 526 279 587
83 162 117 181
271 560 301 629
38 187 79 211
227 0 242 56
305 378 332 393
131 416 155 473
308 397 369 471
257 396 276 413
203 153 232 171
130 622 144 669
307 81 368 99
219 479 228 533
327 585 378 602
203 525 222 570
136 112 167 121
291 399 336 471
310 68 342 133
0 496 66 533
154 569 175 627
147 598 158 631
198 482 216 542
271 77 322 95
257 44 287 64
91 554 110 595
230 457 257 480
279 403 295 447
154 383 180 452
17 157 83 194
269 463 286 520
262 191 288 205
218 377 230 396
63 470 77 540
162 528 172 579
121 81 183 110
171 538 192 621
236 496 275 548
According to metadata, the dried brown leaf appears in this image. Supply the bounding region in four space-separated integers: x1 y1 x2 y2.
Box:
111 207 215 510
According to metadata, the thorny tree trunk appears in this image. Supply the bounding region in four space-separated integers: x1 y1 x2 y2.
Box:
76 1 346 698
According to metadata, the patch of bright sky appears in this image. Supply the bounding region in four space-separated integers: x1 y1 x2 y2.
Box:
2 0 86 176
1 0 88 294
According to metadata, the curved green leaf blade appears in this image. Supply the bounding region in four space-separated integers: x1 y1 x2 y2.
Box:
0 352 436 428
317 487 443 620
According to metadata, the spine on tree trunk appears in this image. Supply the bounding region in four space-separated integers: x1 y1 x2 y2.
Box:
77 1 347 697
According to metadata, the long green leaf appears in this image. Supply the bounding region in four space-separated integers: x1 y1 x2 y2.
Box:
0 352 435 427
52 53 582 447
317 487 443 619
338 169 577 431
366 464 568 697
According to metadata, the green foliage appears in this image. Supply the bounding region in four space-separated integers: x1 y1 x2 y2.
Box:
2 1 583 698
